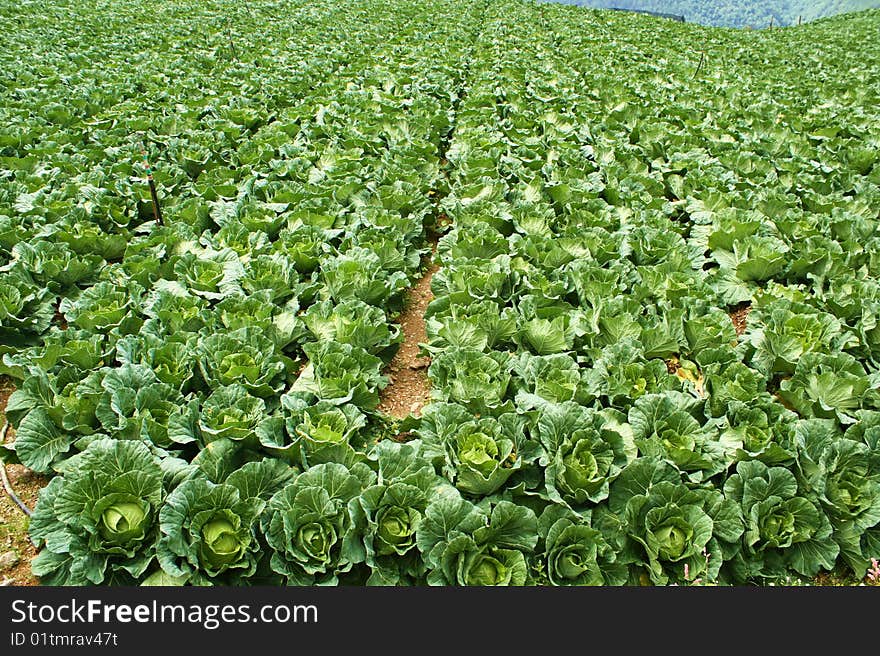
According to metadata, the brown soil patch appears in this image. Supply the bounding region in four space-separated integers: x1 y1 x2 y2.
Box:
729 302 751 336
0 377 44 586
378 248 439 419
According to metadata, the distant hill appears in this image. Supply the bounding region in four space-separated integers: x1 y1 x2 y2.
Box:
549 0 880 27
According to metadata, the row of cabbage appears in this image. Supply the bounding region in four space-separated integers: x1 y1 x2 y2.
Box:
416 1 880 584
1 0 490 584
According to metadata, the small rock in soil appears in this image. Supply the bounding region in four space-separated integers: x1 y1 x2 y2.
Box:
0 552 21 571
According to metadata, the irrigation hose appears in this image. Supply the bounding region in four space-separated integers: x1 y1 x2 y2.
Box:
0 421 33 517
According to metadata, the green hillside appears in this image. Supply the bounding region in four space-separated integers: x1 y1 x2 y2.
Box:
555 0 880 27
1 0 879 587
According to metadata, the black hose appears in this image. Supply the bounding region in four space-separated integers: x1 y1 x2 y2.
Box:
0 422 33 517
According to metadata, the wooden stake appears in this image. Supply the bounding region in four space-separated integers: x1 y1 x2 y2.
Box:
769 16 774 29
227 19 238 60
692 51 705 80
141 151 163 226
798 15 802 26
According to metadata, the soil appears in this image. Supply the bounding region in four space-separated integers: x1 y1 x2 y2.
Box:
729 301 751 336
377 247 439 419
0 378 43 587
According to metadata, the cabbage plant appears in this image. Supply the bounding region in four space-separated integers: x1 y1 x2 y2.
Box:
537 506 628 586
352 440 450 584
290 340 387 410
157 475 267 585
418 402 530 497
29 439 166 585
723 460 837 581
428 348 513 412
262 462 374 584
198 327 293 397
417 496 537 586
796 421 880 576
608 459 744 585
534 402 634 507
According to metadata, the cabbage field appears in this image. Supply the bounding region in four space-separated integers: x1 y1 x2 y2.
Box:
2 0 880 586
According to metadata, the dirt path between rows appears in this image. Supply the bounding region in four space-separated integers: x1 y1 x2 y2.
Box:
377 271 751 420
729 301 751 336
0 379 43 586
377 245 439 419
